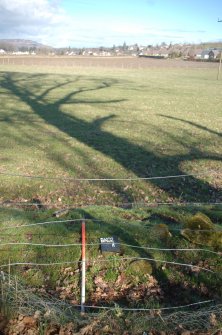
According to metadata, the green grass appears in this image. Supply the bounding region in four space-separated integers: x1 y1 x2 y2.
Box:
0 204 221 332
0 64 221 206
0 205 221 292
0 63 222 332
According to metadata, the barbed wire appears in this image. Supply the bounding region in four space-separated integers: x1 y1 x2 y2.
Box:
0 169 220 182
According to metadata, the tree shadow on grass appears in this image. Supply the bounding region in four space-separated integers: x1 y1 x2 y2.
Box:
1 71 222 203
159 114 222 138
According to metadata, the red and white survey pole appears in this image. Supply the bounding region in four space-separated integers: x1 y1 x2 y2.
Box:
81 220 86 314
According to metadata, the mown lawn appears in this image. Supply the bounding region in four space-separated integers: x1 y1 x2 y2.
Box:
0 64 221 206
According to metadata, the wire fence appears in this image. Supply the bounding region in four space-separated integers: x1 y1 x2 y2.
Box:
0 219 221 275
0 169 220 182
1 216 222 232
1 200 222 210
0 269 218 318
2 271 222 333
0 215 221 335
1 168 220 212
0 257 216 273
1 62 221 332
1 198 221 327
0 241 220 255
1 169 221 215
63 300 215 311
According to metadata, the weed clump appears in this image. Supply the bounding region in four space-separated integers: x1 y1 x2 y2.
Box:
128 259 153 276
181 212 222 249
153 223 172 240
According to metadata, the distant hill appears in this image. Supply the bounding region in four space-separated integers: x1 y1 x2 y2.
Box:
198 41 222 49
0 39 53 51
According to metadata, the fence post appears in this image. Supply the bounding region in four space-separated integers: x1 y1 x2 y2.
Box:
217 51 222 80
81 220 86 313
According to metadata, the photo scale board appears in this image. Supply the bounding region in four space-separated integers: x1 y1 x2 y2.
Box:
100 236 120 252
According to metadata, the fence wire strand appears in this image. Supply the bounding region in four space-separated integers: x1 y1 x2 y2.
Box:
0 218 101 230
70 300 215 311
1 217 222 233
0 256 216 273
0 169 220 182
1 201 222 208
0 241 220 255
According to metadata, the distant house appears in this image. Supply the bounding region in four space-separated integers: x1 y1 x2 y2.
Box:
184 48 202 59
0 49 6 54
99 51 111 56
12 51 29 55
194 49 202 59
152 47 169 58
158 48 169 58
142 48 169 58
201 49 220 60
67 51 76 56
213 50 221 59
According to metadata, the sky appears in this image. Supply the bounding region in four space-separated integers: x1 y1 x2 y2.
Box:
0 0 222 47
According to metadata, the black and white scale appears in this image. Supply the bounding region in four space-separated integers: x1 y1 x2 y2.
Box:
100 236 120 253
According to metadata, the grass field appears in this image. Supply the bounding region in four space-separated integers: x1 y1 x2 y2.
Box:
0 59 222 334
0 60 222 206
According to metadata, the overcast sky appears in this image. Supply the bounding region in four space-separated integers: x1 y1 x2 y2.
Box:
0 0 222 47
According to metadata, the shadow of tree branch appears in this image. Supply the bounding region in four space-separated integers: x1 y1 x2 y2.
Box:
1 72 222 203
